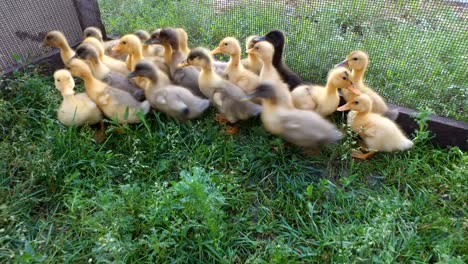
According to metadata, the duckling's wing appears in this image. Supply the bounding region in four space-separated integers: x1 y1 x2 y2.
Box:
104 72 145 101
279 110 342 146
215 82 262 120
172 66 204 98
106 86 144 108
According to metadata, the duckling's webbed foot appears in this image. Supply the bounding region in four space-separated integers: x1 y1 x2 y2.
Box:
225 125 239 135
215 113 229 125
93 121 106 144
351 150 376 160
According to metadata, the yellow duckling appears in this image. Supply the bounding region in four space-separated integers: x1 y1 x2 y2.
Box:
83 26 122 59
74 43 145 101
174 27 227 74
134 30 165 58
181 48 262 125
241 35 263 75
41 31 75 64
66 58 150 124
211 37 260 94
246 41 293 108
54 69 103 126
112 34 169 74
83 37 129 75
243 82 343 147
336 50 397 120
128 61 210 121
176 28 191 56
291 67 361 117
337 94 413 159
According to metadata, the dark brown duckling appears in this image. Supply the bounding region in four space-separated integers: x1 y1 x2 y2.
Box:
253 30 303 90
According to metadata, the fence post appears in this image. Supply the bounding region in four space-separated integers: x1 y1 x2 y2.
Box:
72 0 108 40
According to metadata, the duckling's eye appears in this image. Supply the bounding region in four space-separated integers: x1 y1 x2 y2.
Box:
354 101 359 105
57 79 61 82
224 43 228 46
66 67 71 70
122 41 127 45
342 77 347 80
353 57 358 61
46 36 52 40
255 47 259 50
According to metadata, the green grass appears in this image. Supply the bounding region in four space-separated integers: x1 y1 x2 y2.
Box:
0 68 466 263
99 0 467 121
1 0 467 263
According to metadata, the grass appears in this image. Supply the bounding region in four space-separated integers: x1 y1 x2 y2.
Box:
0 0 467 263
99 0 468 121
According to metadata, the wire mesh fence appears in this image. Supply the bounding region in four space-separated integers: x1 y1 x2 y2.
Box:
99 0 467 121
0 0 83 72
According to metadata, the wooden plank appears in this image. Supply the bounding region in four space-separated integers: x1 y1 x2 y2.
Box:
72 0 108 39
389 104 468 151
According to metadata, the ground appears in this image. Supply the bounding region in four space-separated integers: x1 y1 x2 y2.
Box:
0 0 467 263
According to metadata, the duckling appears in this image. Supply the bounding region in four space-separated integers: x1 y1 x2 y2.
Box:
150 27 203 97
74 43 145 101
182 48 262 124
54 69 103 126
83 26 122 59
252 30 303 90
41 31 75 64
134 30 165 57
83 37 129 75
336 50 397 120
176 28 191 56
290 67 361 117
112 34 169 74
128 61 210 120
241 35 263 75
243 82 343 147
211 37 260 94
337 94 413 159
66 58 150 124
247 41 293 108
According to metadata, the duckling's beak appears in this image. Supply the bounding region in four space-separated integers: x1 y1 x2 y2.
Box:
246 48 254 54
337 103 351 112
345 84 362 95
240 92 257 101
111 45 122 52
335 59 349 68
252 36 266 44
178 61 190 67
40 41 48 48
127 71 137 79
210 47 222 55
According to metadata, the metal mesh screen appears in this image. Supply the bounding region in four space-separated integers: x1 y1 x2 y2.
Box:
99 0 467 121
0 0 83 72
